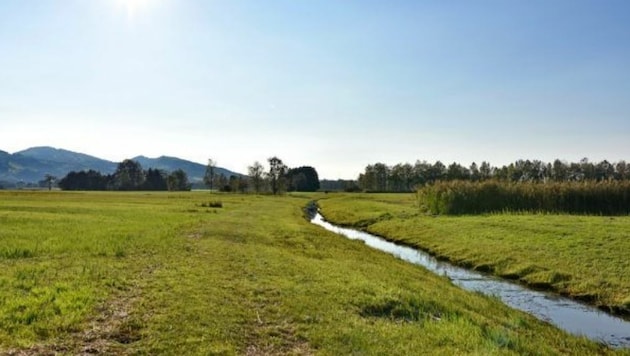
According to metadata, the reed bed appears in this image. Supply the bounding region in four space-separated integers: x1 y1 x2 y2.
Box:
418 180 630 215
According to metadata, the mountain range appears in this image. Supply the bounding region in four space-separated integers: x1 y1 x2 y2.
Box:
0 146 240 186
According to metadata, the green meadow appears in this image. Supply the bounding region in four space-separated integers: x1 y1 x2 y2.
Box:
318 193 630 316
0 191 622 354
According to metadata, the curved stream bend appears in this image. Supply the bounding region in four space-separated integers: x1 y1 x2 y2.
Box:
311 212 630 348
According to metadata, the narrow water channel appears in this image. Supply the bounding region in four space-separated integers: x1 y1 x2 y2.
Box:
311 213 630 348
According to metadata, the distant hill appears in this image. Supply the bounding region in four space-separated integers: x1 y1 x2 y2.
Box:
19 146 118 173
0 147 115 184
0 146 241 187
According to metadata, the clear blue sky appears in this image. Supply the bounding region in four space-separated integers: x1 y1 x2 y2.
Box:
1 0 629 179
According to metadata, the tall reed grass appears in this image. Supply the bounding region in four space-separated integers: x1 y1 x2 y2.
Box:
418 180 630 215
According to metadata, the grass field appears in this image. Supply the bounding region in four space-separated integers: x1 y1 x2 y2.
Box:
318 193 630 316
0 191 621 354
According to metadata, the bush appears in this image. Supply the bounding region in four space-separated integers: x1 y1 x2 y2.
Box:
418 180 630 215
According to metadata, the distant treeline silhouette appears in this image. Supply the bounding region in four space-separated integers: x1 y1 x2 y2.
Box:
358 158 629 192
58 159 191 191
58 157 321 193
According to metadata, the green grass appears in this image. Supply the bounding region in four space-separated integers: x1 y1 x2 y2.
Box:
0 191 621 354
319 193 630 315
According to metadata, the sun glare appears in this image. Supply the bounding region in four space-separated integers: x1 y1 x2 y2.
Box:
116 0 150 19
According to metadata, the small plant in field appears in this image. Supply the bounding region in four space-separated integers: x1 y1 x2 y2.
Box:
201 201 223 208
1 248 35 259
359 296 450 323
485 328 519 351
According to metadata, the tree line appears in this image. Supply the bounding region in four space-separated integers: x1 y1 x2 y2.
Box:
57 156 320 193
204 156 320 194
58 159 191 191
358 158 630 192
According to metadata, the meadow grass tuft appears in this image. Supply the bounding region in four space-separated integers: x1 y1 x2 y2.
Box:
0 247 35 259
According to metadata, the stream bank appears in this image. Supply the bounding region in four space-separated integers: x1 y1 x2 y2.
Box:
310 207 630 348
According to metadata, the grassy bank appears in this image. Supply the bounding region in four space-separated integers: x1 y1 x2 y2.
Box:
319 193 630 316
0 191 619 354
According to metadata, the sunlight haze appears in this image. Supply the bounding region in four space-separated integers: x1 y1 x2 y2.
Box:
1 0 629 179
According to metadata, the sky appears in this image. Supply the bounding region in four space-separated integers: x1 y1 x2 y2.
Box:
1 0 629 179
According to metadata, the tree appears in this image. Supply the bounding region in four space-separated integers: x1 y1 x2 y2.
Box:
113 159 144 190
479 161 493 181
552 159 568 182
616 161 629 180
214 174 229 191
427 161 446 183
204 159 217 191
237 176 249 193
286 166 320 192
373 163 389 192
413 160 431 186
248 161 265 193
530 160 547 182
58 170 109 190
469 163 480 182
580 158 596 180
595 160 615 181
389 164 405 192
446 162 470 181
142 169 168 190
43 174 57 191
358 164 376 191
288 172 307 192
267 156 288 195
399 163 414 191
167 169 191 191
568 161 584 181
228 175 239 192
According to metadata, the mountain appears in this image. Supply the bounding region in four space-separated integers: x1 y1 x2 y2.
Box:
0 147 117 184
0 146 241 187
18 146 118 173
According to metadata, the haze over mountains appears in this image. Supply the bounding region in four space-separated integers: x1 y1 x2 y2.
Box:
0 146 240 185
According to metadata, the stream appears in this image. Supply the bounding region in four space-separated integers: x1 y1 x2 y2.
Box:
310 212 630 348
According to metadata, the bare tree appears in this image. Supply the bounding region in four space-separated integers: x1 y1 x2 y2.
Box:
248 161 265 194
204 158 216 191
43 174 56 191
